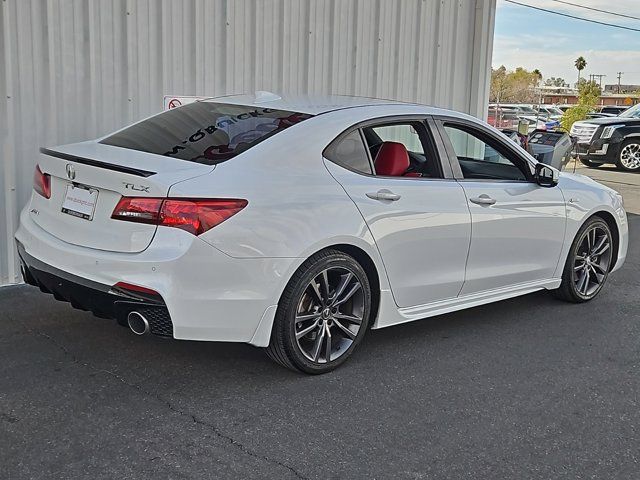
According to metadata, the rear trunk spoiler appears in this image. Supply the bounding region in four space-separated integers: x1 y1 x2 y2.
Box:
40 147 156 178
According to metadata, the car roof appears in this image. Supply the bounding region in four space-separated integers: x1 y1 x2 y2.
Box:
202 91 418 115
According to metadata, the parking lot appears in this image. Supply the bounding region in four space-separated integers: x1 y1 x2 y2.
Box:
2 169 639 479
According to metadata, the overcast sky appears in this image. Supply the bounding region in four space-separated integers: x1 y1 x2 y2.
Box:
493 0 640 87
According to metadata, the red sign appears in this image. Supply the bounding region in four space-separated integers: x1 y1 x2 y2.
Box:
167 98 182 109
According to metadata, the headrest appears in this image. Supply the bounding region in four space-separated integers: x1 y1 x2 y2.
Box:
374 142 410 176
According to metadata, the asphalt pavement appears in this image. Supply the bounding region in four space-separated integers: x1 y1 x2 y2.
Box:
1 219 639 479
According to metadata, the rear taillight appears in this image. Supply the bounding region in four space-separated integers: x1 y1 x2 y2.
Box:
111 197 247 236
159 199 248 235
33 164 51 199
111 197 163 224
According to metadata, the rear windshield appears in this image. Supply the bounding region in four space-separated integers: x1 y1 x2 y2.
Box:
100 102 313 164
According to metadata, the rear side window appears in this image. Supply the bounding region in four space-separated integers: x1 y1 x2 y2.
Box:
324 130 373 174
100 102 313 164
370 124 424 155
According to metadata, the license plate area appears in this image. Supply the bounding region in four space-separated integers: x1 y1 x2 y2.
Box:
61 183 99 221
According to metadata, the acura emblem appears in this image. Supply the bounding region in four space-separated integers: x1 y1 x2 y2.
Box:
66 164 76 180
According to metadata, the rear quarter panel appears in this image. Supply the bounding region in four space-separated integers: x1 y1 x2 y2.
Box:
166 108 431 292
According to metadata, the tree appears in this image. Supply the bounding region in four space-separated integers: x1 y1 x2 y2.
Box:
532 69 542 86
575 77 593 90
577 80 601 105
574 56 587 84
489 66 541 103
490 65 508 104
544 77 567 87
560 80 601 131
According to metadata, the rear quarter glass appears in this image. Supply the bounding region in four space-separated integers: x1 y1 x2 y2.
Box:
100 102 313 165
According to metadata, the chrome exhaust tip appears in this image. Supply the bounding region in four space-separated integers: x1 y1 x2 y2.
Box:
127 311 150 335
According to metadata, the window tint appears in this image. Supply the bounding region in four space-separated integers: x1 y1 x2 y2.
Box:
324 130 372 174
100 102 313 164
443 125 528 181
620 104 640 118
371 125 424 154
362 122 441 178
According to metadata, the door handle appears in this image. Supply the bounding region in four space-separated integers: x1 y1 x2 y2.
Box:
366 189 401 201
469 194 496 206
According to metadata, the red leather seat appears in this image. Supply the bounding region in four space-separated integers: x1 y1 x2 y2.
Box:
374 142 410 176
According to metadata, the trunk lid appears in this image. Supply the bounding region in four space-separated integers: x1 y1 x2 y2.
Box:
31 141 214 253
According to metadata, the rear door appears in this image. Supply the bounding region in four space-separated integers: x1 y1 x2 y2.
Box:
324 117 471 308
435 118 566 295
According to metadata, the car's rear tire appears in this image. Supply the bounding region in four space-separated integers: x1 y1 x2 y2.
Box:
551 216 613 303
578 157 602 168
266 249 372 374
616 140 640 172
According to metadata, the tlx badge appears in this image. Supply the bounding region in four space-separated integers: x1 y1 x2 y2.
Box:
123 182 150 192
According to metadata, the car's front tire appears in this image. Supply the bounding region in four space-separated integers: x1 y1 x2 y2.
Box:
552 216 613 303
266 249 372 374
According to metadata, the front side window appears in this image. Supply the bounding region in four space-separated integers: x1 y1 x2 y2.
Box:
100 102 313 165
442 124 528 181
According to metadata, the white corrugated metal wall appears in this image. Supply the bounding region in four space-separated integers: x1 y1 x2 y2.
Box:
0 0 496 285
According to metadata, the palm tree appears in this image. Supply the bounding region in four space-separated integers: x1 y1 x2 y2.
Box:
575 56 587 84
532 69 542 85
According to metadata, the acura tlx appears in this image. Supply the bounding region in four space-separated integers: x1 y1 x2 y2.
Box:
16 93 628 373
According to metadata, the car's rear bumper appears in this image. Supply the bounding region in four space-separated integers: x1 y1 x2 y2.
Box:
15 207 300 346
17 243 175 336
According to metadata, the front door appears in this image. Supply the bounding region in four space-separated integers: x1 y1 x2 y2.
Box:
437 120 566 295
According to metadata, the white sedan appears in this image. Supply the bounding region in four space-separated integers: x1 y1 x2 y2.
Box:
16 93 628 374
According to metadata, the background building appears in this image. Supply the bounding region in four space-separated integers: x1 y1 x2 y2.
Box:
0 0 497 285
604 84 640 94
541 93 640 106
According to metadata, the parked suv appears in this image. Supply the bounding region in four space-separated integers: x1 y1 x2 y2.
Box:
572 103 640 171
599 105 629 116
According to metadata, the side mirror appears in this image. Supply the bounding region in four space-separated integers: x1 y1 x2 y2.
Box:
535 162 559 188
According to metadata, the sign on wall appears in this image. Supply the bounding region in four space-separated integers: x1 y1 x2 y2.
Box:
163 95 207 111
